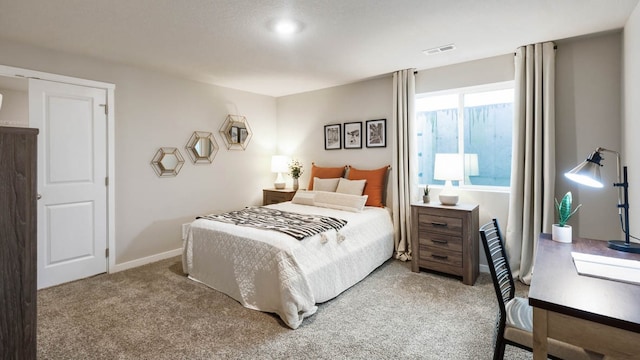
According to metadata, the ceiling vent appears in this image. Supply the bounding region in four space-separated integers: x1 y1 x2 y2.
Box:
423 44 456 55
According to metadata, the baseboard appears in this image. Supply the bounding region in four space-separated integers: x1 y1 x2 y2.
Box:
110 248 182 273
479 263 489 274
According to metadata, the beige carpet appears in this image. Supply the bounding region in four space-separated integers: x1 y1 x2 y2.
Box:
37 257 532 359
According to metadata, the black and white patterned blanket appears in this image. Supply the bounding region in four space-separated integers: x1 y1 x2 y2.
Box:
197 206 347 240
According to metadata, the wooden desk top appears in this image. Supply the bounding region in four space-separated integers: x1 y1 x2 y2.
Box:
529 234 640 333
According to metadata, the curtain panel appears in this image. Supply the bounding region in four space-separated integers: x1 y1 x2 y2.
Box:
506 42 556 284
392 69 417 261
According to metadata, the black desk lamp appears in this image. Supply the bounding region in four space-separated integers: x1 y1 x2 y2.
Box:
564 147 640 253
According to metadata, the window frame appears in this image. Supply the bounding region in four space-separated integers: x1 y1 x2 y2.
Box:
415 80 515 193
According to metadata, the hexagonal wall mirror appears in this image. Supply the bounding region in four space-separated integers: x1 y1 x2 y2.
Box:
219 114 252 150
185 131 218 164
151 147 185 177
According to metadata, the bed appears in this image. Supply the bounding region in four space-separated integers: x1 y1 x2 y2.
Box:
182 197 394 329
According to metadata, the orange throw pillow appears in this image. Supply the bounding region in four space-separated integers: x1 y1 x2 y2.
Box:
347 166 389 207
307 164 346 190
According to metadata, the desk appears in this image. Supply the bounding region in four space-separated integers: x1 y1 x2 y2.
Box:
529 234 640 359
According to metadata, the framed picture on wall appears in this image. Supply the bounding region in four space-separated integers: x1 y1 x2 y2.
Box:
366 119 386 148
344 121 362 149
324 124 342 150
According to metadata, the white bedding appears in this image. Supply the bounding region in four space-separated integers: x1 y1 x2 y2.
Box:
182 202 394 329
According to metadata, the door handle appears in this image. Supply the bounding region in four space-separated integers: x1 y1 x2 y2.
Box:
37 193 42 200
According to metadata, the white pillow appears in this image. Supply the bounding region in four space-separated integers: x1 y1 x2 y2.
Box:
313 177 340 192
291 190 316 206
335 177 366 195
313 191 368 212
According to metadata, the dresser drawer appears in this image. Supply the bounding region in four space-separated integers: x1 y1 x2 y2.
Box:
418 245 463 271
417 213 463 236
418 233 463 252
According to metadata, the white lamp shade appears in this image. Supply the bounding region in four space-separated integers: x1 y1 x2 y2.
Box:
271 155 289 189
434 153 464 181
271 155 289 173
564 159 604 188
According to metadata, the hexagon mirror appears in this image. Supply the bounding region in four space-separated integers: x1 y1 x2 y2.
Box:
219 114 252 150
185 131 218 164
151 147 185 177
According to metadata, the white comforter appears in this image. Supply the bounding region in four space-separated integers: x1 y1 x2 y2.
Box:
182 202 394 329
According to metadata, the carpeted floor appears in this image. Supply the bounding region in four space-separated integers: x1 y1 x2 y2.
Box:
37 257 533 359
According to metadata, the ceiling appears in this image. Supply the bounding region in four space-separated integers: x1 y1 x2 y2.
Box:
0 0 638 97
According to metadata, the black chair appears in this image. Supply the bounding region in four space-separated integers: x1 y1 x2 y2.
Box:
479 219 602 360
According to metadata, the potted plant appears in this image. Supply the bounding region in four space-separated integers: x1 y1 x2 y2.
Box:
552 191 582 243
423 185 430 203
288 159 304 190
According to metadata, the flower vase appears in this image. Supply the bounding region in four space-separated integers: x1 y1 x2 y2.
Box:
293 178 299 190
423 195 430 203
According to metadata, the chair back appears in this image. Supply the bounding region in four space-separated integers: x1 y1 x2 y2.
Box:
479 219 515 313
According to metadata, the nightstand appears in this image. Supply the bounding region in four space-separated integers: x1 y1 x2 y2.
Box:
411 202 479 285
263 188 297 205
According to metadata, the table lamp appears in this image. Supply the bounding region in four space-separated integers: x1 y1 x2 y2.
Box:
564 147 640 253
271 155 289 189
434 153 464 205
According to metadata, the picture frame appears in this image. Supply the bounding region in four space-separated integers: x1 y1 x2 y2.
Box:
343 121 362 149
324 124 342 150
366 119 386 148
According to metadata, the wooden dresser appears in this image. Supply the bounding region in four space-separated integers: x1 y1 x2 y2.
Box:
411 202 479 285
0 126 38 359
263 188 297 205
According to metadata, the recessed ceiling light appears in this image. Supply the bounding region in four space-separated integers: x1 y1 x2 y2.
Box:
272 19 301 35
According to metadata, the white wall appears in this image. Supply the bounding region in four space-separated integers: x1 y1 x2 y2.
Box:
0 38 278 266
556 31 623 240
624 3 640 244
0 85 28 127
276 76 393 190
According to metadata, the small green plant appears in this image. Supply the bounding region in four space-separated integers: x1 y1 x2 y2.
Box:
423 185 430 196
554 191 582 227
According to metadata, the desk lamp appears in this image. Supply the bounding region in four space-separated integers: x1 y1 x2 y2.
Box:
271 155 289 189
564 147 640 253
434 153 464 205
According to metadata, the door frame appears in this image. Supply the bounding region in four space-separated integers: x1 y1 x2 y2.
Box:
0 64 116 273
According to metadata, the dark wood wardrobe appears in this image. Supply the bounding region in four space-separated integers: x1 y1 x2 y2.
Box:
1 126 38 359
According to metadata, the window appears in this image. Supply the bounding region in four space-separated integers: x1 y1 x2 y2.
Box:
415 81 514 189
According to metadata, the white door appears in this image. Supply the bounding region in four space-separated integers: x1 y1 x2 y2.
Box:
29 79 108 289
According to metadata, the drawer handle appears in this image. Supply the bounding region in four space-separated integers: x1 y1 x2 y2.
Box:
430 221 448 227
432 239 448 244
431 254 448 260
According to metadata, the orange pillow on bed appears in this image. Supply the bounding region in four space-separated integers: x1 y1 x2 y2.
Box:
347 165 389 207
307 164 346 190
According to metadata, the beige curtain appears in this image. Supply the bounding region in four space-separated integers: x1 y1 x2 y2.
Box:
392 69 417 261
506 42 556 284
